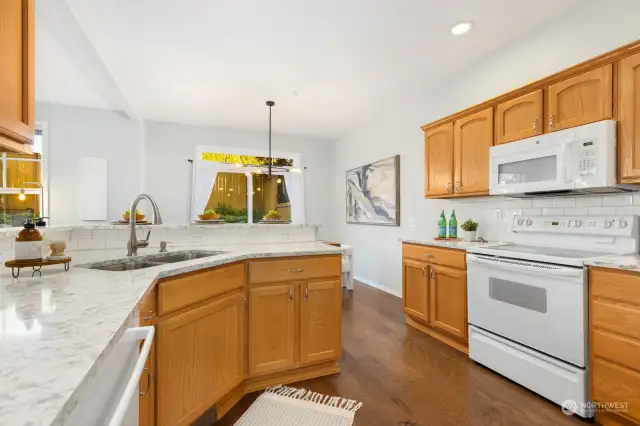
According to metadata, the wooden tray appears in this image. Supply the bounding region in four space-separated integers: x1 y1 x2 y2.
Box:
5 257 72 278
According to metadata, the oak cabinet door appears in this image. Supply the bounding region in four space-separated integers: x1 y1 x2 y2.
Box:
495 90 543 144
429 265 467 341
402 259 429 322
619 52 640 182
299 280 342 365
248 284 296 376
425 122 454 196
157 292 245 426
547 64 613 132
454 108 493 194
0 0 34 147
139 291 156 426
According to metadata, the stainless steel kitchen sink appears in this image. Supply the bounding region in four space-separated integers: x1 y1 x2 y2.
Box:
83 250 226 271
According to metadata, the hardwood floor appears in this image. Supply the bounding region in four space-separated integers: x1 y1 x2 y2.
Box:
217 281 589 426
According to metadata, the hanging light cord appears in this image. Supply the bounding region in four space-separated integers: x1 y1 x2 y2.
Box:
266 101 275 176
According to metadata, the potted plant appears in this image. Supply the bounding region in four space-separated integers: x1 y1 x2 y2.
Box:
460 219 479 241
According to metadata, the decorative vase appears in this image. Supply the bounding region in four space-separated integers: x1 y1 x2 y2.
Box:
461 230 477 241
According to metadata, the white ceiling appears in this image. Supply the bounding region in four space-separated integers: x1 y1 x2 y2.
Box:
36 0 584 138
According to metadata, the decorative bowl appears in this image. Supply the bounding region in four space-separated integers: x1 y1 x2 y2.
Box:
122 214 146 222
199 213 222 220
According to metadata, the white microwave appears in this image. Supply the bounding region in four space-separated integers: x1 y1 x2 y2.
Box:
490 120 635 197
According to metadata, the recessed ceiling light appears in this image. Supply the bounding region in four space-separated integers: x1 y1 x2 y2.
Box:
292 91 299 96
451 21 473 36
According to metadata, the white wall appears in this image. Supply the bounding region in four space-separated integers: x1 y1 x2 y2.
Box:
36 102 143 224
144 121 338 239
335 0 640 296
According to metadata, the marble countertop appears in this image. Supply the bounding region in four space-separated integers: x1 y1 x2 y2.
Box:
401 238 500 251
0 242 342 426
585 254 640 272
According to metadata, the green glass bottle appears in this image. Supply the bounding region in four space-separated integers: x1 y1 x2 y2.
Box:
438 210 447 238
449 209 458 238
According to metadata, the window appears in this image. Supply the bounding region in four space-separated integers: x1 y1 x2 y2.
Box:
192 147 303 224
0 126 47 227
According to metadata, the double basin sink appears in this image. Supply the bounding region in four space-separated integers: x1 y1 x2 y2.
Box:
84 250 227 272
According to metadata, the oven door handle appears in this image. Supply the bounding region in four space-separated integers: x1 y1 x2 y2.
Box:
467 255 583 277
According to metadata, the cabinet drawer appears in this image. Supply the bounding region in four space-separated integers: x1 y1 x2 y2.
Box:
591 268 640 305
592 299 640 340
592 359 640 421
248 256 340 285
157 263 245 315
593 329 640 372
402 244 465 269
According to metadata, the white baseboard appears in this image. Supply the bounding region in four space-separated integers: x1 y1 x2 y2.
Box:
354 276 402 298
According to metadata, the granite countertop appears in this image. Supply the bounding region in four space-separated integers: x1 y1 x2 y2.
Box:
401 238 500 251
585 254 640 272
0 242 342 426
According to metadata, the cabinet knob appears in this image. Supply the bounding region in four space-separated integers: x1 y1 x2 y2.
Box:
533 118 539 131
549 114 555 129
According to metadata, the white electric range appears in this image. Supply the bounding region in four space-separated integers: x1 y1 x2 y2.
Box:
466 214 639 418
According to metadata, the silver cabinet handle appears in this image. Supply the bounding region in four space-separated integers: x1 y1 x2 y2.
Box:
289 288 293 302
549 114 555 129
533 118 539 131
446 182 452 193
421 267 426 277
240 295 246 311
455 181 461 192
289 268 304 273
143 310 155 321
304 285 309 301
139 367 151 396
430 270 435 280
424 253 434 258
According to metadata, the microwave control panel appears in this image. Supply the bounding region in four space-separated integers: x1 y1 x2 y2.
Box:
575 140 597 176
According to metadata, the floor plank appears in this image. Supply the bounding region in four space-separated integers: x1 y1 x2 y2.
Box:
217 281 589 426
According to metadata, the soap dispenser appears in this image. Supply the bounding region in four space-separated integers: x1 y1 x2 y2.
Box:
15 219 43 261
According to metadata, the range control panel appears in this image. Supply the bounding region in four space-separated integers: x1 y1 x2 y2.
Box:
512 215 638 236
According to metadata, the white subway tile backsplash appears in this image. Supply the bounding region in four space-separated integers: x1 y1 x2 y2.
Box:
92 229 118 239
615 206 640 215
71 229 92 240
563 207 587 215
587 207 616 215
542 208 563 216
499 199 516 209
532 198 554 208
523 208 542 215
105 239 128 249
512 199 533 208
576 197 602 207
0 237 13 252
77 238 106 250
601 194 633 207
553 197 575 208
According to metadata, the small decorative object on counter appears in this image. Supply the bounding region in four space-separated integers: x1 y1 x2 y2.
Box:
260 209 290 223
5 257 71 278
448 210 458 239
48 240 68 259
15 219 43 261
198 208 222 221
122 209 146 222
460 219 479 241
438 210 447 238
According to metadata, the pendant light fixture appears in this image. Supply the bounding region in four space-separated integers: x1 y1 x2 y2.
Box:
266 101 275 177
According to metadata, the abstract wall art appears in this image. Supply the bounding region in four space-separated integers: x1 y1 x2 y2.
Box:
346 155 399 226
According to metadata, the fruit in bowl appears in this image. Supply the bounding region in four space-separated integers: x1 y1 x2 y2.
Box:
199 209 221 220
122 209 145 222
263 209 282 221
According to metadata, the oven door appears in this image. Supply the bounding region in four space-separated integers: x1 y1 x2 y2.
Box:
467 254 587 367
489 132 574 196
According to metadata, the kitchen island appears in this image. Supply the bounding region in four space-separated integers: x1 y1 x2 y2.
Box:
0 241 343 426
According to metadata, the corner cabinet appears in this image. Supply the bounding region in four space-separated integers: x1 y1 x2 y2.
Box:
453 107 493 195
619 51 640 183
157 291 246 426
425 123 454 196
0 0 35 153
495 90 543 144
402 243 468 353
299 280 342 365
546 64 613 132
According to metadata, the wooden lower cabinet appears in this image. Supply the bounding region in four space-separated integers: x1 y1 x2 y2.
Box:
300 280 342 365
157 291 245 426
402 243 468 353
590 267 640 426
248 283 296 376
139 289 157 426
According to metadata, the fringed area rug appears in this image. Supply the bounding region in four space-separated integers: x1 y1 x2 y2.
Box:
233 385 363 426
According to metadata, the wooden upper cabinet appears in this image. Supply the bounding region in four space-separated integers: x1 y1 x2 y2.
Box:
495 90 543 144
619 52 640 182
402 259 429 322
299 280 342 366
0 0 34 153
547 64 613 132
425 122 454 197
157 292 245 426
454 107 493 194
429 265 467 341
248 284 296 377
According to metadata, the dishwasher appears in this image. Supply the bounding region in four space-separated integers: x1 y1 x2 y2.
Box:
64 319 155 426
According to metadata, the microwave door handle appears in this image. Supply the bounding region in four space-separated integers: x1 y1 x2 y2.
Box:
562 141 573 184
